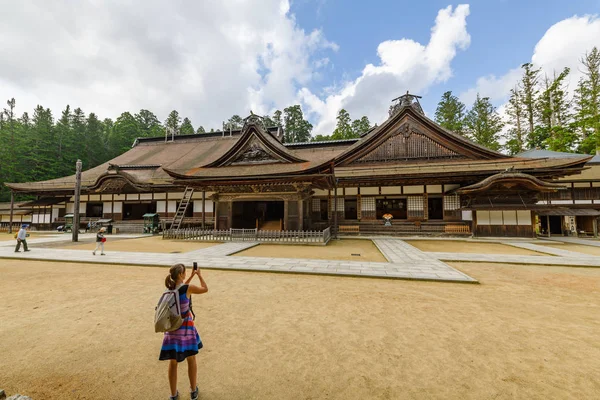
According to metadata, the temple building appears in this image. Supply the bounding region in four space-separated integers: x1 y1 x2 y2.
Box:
4 93 598 238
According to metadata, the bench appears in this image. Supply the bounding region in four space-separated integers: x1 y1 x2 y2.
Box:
338 225 360 234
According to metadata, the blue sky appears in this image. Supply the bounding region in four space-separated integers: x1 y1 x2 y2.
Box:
291 0 600 114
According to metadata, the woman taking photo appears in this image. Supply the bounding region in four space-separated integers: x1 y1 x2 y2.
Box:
160 263 208 400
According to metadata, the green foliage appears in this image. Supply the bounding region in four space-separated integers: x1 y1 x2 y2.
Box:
331 109 353 140
226 115 243 130
434 91 466 134
521 63 542 149
312 134 332 141
536 68 575 152
351 116 371 137
180 117 195 135
574 47 600 153
464 94 504 151
504 87 525 155
273 110 283 127
196 126 206 134
165 110 181 135
283 105 312 143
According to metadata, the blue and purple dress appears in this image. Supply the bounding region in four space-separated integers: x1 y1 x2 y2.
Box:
159 284 203 362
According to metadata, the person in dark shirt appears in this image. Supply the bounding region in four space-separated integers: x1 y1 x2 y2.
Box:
92 227 106 255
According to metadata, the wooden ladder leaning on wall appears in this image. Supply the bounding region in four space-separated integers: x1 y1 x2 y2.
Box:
170 187 194 230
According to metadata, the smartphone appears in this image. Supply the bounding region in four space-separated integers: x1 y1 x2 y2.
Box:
193 262 198 271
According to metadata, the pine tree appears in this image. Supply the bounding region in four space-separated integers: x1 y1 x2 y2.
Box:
165 110 181 135
180 117 194 135
331 109 353 140
521 63 542 148
434 91 466 134
464 94 504 151
537 68 575 152
85 113 105 168
226 115 243 131
273 110 283 127
196 126 206 134
504 87 525 155
574 47 600 153
109 112 140 157
283 105 312 143
351 116 371 137
29 106 55 180
135 109 162 137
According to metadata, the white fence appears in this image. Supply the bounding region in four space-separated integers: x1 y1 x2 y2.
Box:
163 227 331 245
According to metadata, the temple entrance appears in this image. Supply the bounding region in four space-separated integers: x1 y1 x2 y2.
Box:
123 202 157 220
232 201 284 230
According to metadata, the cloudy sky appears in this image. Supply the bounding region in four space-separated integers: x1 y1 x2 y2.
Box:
1 0 599 135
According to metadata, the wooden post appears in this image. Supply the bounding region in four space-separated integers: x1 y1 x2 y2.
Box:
546 215 551 238
333 182 338 239
594 218 598 239
8 190 14 234
73 159 82 242
202 190 206 229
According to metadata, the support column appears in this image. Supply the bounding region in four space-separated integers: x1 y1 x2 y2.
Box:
73 159 82 242
546 215 551 238
298 199 304 231
202 190 206 229
594 218 598 239
333 183 338 239
8 190 14 234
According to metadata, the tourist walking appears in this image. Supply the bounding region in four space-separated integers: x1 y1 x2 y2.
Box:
160 263 208 400
14 224 30 253
92 227 106 255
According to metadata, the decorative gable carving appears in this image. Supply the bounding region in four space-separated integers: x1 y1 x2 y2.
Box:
351 123 464 165
204 115 306 168
228 136 281 165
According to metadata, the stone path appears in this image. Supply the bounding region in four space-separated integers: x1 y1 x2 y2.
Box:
544 237 600 247
429 252 600 267
0 237 477 283
502 241 593 258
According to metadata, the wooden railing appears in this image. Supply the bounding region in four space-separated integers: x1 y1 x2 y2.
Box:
163 227 331 244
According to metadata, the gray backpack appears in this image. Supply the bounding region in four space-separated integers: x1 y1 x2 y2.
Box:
154 289 183 333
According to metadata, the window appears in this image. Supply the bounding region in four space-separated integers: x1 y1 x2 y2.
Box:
407 196 424 219
361 197 376 220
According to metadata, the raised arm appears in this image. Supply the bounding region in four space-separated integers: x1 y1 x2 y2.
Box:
187 269 208 295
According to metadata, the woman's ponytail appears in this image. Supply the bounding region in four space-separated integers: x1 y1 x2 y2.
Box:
164 263 185 290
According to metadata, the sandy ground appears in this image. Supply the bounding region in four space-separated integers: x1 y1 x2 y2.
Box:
406 240 549 256
1 260 600 399
55 235 219 253
535 242 600 256
234 239 388 262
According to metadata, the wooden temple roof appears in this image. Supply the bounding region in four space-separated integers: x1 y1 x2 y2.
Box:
4 97 593 194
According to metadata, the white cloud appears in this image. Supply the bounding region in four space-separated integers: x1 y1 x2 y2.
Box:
299 4 471 135
0 0 336 128
460 14 600 107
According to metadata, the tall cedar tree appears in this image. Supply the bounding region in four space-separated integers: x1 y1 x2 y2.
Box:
165 110 181 135
331 109 353 140
351 116 371 137
574 47 600 153
464 94 504 151
434 91 466 135
537 68 576 152
283 105 312 143
180 117 195 135
521 63 542 148
504 87 525 155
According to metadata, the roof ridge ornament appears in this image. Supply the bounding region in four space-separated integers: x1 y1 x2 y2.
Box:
389 91 424 116
241 112 267 135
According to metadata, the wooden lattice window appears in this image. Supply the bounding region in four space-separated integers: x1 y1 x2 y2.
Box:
443 194 461 220
361 197 376 220
329 197 344 219
407 195 424 219
312 198 321 212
